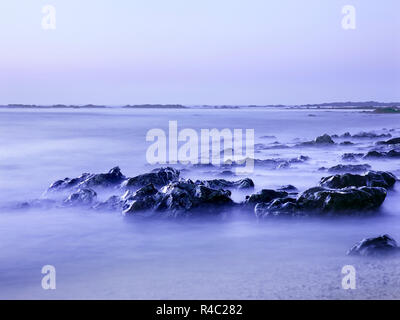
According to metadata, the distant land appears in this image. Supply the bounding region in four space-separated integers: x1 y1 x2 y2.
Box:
1 101 399 110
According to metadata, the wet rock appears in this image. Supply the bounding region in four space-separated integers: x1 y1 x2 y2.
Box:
122 184 160 214
297 186 387 213
376 137 400 145
340 141 354 146
315 134 335 144
319 171 397 189
121 167 180 189
245 189 288 205
364 149 400 159
347 234 399 257
300 134 335 146
277 185 298 192
123 180 234 217
196 178 254 190
94 195 123 211
17 199 57 210
255 198 298 217
341 153 364 162
48 167 125 192
326 164 371 173
352 131 391 139
64 188 97 206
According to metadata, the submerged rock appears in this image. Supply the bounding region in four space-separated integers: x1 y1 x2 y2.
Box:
64 188 97 206
319 171 397 189
376 137 400 145
121 167 180 189
245 189 288 205
300 134 335 146
341 153 364 162
347 234 399 257
325 164 371 173
364 149 400 159
352 132 391 139
277 185 298 192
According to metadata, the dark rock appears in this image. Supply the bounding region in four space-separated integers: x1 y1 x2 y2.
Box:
377 137 400 145
300 134 335 146
315 134 335 144
48 167 125 192
327 164 371 173
364 149 400 159
94 195 123 211
245 189 288 205
352 132 391 139
196 178 254 190
123 180 234 217
277 185 298 192
64 188 97 206
347 234 399 257
297 186 387 213
340 141 354 146
319 171 397 189
255 186 387 217
341 153 364 161
121 167 180 189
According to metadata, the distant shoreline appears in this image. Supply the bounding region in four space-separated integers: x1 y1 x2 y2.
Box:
1 101 399 111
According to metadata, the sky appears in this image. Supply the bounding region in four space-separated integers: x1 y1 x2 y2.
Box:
0 0 399 105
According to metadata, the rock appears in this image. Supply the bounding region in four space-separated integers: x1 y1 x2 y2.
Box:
94 195 123 211
347 234 399 257
319 171 397 189
123 180 234 217
300 134 335 146
17 199 57 210
297 186 387 213
195 178 254 190
277 185 298 192
352 131 391 138
245 189 288 205
340 141 354 146
364 149 400 159
326 164 371 173
121 167 180 189
48 167 125 192
341 153 364 161
376 137 400 145
340 132 352 138
315 134 335 144
122 184 160 214
254 186 387 217
64 188 97 206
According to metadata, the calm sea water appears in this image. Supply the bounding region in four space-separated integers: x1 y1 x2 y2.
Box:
0 108 399 299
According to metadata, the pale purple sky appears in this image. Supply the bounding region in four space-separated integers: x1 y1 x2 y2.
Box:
0 0 399 105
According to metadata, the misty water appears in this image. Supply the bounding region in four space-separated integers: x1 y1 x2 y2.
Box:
1 108 400 299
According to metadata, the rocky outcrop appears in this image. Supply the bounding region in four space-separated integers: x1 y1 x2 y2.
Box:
323 164 371 173
300 134 335 146
347 235 399 257
121 167 180 189
319 171 397 189
254 186 387 218
195 178 254 190
244 189 288 205
376 137 400 145
364 149 400 159
48 167 125 192
123 180 234 217
64 188 97 206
